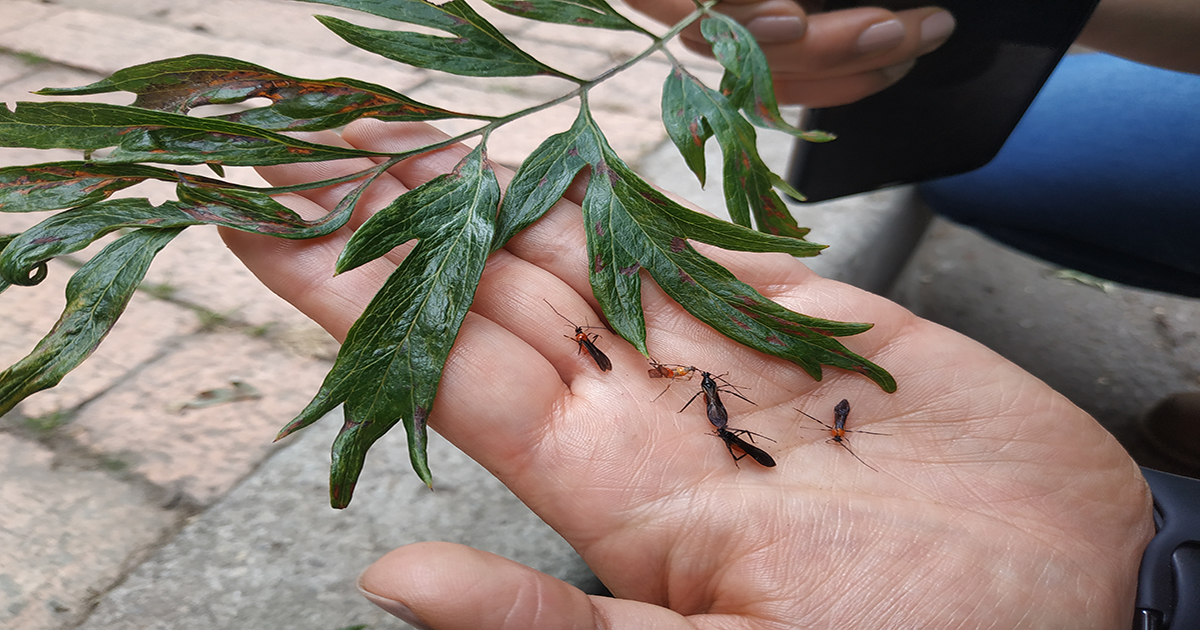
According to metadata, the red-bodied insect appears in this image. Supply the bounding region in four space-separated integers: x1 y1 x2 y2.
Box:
545 300 612 371
646 359 697 401
797 398 889 471
714 426 776 468
680 371 755 429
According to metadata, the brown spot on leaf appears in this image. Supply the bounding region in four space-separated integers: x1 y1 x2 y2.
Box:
619 262 641 276
669 237 687 252
677 268 695 285
755 99 773 120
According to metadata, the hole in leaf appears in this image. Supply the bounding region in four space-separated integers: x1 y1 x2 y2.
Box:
189 98 273 118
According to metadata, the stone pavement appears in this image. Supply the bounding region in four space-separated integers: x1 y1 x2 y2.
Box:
1 1 1197 630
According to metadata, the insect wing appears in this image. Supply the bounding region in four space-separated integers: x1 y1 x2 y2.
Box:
833 398 851 430
724 430 776 467
705 394 729 429
581 336 612 371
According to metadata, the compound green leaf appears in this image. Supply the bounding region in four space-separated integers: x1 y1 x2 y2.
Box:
278 143 499 508
0 235 16 295
482 0 652 34
0 162 212 213
0 101 387 166
0 227 181 417
660 68 713 187
564 107 893 390
663 67 807 237
0 172 375 286
494 105 598 249
701 12 833 143
304 0 576 80
38 54 488 131
600 153 893 390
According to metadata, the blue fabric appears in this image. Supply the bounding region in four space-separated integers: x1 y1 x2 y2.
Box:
919 53 1200 296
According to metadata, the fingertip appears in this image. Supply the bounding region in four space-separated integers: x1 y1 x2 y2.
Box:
744 13 808 44
358 542 598 630
917 9 956 54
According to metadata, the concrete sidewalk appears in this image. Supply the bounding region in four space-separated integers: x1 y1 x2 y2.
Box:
1 2 1196 629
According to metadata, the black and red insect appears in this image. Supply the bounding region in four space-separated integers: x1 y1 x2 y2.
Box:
679 371 755 429
545 300 612 371
797 398 889 471
714 426 776 468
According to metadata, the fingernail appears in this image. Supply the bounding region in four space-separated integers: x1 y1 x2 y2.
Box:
856 19 906 55
359 588 435 630
745 15 807 44
880 59 916 84
919 10 956 52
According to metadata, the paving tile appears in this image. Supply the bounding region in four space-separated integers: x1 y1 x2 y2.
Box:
0 433 175 630
0 0 61 34
0 260 200 421
10 0 404 55
140 222 334 336
69 331 332 506
0 53 37 87
1 8 425 90
77 411 596 630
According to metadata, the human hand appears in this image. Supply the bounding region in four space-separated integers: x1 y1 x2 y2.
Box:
624 0 956 107
221 120 1152 629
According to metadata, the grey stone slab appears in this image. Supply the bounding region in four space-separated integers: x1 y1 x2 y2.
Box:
71 331 332 507
0 434 176 630
0 0 61 35
889 218 1200 453
1 8 424 90
78 411 596 630
0 53 37 87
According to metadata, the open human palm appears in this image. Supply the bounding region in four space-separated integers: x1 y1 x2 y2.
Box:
221 120 1151 629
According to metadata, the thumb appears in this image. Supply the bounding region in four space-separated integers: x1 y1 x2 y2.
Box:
358 542 693 630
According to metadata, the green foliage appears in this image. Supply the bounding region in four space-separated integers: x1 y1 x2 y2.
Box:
0 0 894 508
0 228 181 418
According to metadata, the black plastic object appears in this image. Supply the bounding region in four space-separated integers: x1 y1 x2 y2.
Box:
1135 468 1200 629
786 0 1101 202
